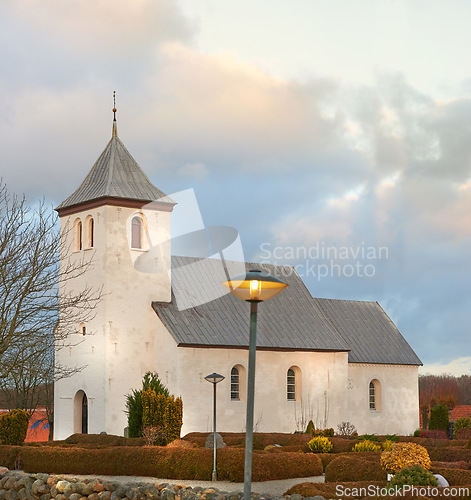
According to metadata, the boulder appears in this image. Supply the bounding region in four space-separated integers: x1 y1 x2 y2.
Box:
205 433 226 449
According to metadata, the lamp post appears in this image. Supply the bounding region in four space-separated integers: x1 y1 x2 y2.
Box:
204 372 225 482
222 270 288 500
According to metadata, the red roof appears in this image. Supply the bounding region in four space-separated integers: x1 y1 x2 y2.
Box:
0 408 50 442
450 405 471 421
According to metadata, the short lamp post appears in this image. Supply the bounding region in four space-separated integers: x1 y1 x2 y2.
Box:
204 372 225 482
222 270 288 500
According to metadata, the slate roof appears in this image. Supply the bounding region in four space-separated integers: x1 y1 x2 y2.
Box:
152 256 422 365
56 120 174 211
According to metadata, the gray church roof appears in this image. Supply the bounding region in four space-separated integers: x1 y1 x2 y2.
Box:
56 119 174 211
152 256 422 365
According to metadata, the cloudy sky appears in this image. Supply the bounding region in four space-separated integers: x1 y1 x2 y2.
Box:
1 0 470 375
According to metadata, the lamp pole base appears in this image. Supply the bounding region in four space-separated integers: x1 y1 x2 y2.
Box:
212 471 217 482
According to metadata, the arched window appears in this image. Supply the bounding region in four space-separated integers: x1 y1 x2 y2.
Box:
85 216 94 248
74 390 88 434
73 218 82 251
369 379 382 411
287 366 302 401
231 366 240 401
131 216 142 249
230 364 246 402
78 322 86 336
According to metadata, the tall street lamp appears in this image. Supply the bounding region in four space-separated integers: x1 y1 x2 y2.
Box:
222 270 288 500
205 372 225 482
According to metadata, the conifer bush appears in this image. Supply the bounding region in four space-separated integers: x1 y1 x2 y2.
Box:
429 404 449 433
0 409 30 445
125 372 170 438
389 464 438 488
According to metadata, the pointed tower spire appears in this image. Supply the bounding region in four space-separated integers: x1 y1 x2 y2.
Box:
112 90 118 137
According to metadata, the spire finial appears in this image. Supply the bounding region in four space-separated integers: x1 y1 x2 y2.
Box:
112 90 118 137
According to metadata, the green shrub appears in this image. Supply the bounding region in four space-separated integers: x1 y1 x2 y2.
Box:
307 436 333 453
454 417 471 439
385 434 400 442
413 428 421 437
357 433 380 442
353 440 382 452
0 409 30 445
429 404 449 432
325 455 386 482
305 420 315 435
389 464 438 488
126 372 170 438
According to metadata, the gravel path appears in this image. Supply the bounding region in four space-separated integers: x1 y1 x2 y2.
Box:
63 474 325 497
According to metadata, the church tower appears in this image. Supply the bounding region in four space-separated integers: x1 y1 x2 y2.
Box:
54 104 175 439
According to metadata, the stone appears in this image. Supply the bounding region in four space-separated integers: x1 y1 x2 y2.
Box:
68 494 82 500
434 474 449 487
40 494 52 500
0 468 9 476
98 491 111 500
289 495 303 500
56 482 72 495
16 489 27 500
205 433 226 449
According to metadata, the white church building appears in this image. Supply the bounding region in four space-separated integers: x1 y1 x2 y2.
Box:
53 113 422 440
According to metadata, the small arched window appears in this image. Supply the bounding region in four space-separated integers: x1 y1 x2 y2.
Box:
86 216 94 248
131 216 142 249
287 366 302 401
369 379 382 411
287 369 296 401
73 218 82 251
231 366 240 401
230 364 246 402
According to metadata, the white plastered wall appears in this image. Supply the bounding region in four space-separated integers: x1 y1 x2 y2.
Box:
150 316 350 435
54 204 172 440
347 363 420 436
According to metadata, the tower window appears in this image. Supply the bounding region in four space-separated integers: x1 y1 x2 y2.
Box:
73 219 82 251
88 217 94 248
131 216 142 249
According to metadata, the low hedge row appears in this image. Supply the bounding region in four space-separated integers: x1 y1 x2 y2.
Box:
183 432 312 449
432 467 471 486
5 446 322 482
284 481 387 499
286 481 471 500
324 455 386 482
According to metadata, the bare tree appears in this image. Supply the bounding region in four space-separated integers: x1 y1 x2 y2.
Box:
0 183 100 435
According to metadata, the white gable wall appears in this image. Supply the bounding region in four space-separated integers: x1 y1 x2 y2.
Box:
347 363 420 435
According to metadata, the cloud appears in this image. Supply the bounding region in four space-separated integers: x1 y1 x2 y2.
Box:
420 357 471 377
177 162 209 181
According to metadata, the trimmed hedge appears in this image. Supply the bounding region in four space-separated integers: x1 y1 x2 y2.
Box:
432 467 471 486
183 432 312 449
325 455 386 482
0 445 21 469
16 446 322 482
284 481 387 498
